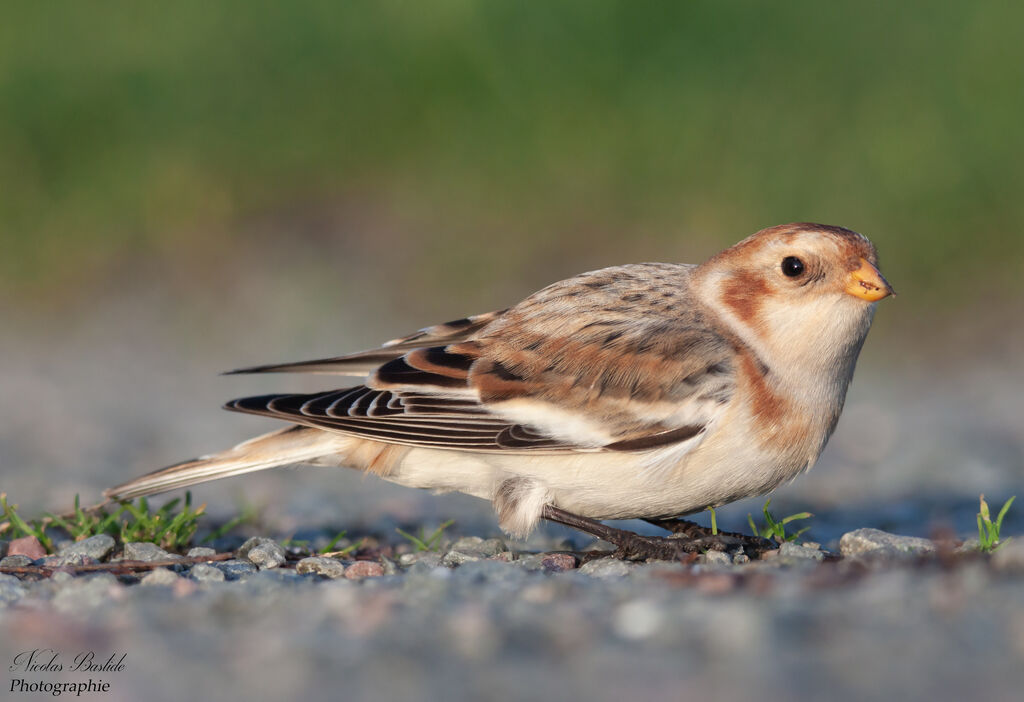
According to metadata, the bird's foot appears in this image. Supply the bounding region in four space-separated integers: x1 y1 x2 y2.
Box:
643 517 776 554
542 506 776 562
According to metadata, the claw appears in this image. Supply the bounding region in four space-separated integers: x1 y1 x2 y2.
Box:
543 505 776 562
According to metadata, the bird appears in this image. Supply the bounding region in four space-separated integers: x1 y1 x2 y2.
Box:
106 222 893 558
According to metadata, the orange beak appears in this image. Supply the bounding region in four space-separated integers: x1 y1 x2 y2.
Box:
845 258 894 302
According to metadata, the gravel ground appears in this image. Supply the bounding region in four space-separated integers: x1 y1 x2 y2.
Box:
2 528 1024 702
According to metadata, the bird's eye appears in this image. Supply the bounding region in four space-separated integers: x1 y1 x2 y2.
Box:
781 256 805 277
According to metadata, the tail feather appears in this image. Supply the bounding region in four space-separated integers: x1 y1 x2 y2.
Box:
104 425 341 500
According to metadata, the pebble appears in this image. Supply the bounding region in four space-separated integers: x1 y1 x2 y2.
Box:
0 555 35 568
702 550 733 566
442 549 482 566
578 558 635 578
51 570 75 584
123 542 178 562
215 559 257 580
990 539 1024 573
141 568 182 586
448 536 507 557
186 546 218 559
8 535 47 560
513 553 549 572
0 573 27 605
238 537 286 569
41 553 98 568
402 553 445 575
779 542 826 561
954 538 981 554
440 537 508 567
344 561 385 580
296 556 347 579
839 528 936 558
189 564 227 582
540 553 578 572
399 552 443 568
58 534 115 561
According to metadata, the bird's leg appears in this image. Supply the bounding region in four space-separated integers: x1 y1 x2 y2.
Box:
541 505 773 561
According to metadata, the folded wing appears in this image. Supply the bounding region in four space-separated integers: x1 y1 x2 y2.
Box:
225 264 737 457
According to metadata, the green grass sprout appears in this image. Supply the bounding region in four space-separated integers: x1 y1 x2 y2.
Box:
396 520 455 552
977 494 1015 552
45 494 124 542
117 493 205 551
748 499 813 544
706 505 719 535
1 493 56 553
319 530 365 557
280 538 310 550
200 502 261 544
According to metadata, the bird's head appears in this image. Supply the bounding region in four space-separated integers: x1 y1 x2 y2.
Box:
694 222 894 376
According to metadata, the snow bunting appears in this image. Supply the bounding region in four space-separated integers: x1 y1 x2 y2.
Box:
107 223 892 556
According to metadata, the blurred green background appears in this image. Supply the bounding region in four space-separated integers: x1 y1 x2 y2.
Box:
3 1 1023 325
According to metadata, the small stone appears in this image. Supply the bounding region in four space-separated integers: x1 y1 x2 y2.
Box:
42 553 98 568
51 570 75 584
123 542 177 562
344 561 385 580
186 546 217 559
189 563 226 582
953 538 981 554
991 539 1024 573
578 558 635 578
733 553 751 565
513 554 548 572
58 534 115 562
296 556 347 579
702 550 733 566
141 568 181 586
238 537 286 569
779 541 825 561
215 559 257 580
402 553 445 575
380 557 399 576
0 555 34 568
399 552 443 568
0 573 27 605
442 550 482 567
541 553 578 572
8 535 46 560
448 536 507 557
839 528 936 558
